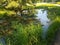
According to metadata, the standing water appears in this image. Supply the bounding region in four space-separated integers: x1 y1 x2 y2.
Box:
36 9 51 38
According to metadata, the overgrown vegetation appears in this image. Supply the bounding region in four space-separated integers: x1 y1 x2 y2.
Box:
0 0 43 45
46 17 60 45
0 0 60 45
0 11 43 45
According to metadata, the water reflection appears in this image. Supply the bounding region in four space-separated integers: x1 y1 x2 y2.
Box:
36 9 50 38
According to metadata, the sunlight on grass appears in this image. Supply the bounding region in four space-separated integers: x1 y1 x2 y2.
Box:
56 2 60 4
27 3 60 9
0 11 6 14
26 3 34 6
0 10 16 16
35 3 56 7
55 16 60 22
5 1 19 8
36 3 60 7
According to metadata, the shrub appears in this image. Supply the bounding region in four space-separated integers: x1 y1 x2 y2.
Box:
10 22 42 45
46 19 60 45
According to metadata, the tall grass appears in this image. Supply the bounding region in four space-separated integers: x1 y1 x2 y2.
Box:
5 21 42 45
0 11 42 45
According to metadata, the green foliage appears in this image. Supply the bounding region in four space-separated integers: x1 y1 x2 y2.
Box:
47 6 60 20
5 22 42 45
56 2 60 4
0 0 37 24
5 1 19 8
0 0 60 45
0 42 3 45
0 1 42 43
46 18 60 45
0 12 42 45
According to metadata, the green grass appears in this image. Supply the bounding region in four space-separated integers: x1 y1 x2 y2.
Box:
0 20 43 45
0 3 60 45
4 21 42 45
0 12 43 45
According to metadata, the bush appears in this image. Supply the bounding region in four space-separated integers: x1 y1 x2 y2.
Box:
10 22 42 45
46 19 60 45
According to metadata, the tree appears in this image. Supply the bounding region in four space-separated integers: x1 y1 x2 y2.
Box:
0 0 38 26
